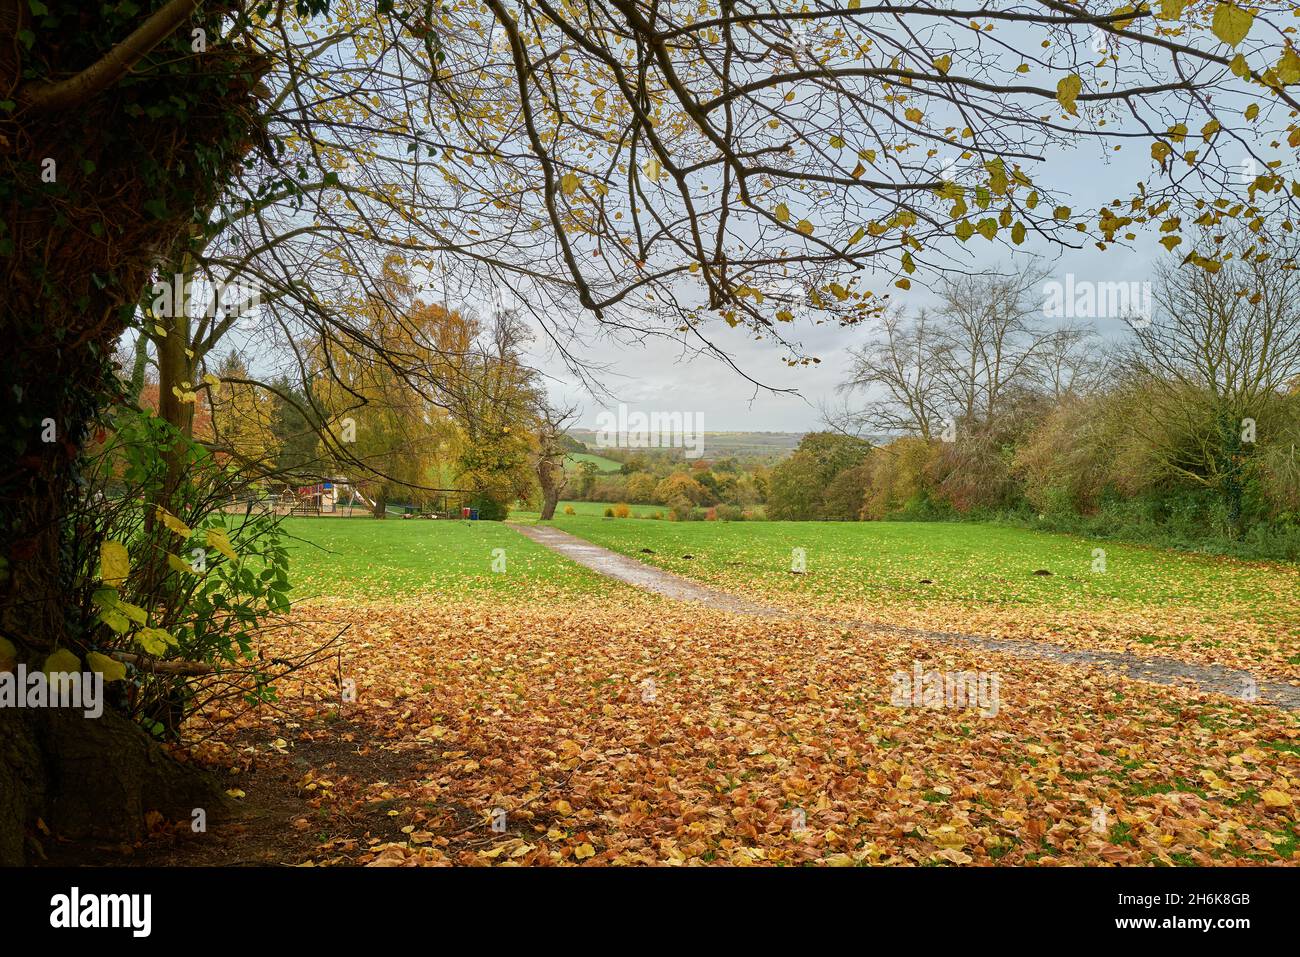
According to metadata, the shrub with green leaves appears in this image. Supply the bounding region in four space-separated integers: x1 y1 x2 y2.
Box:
76 407 295 738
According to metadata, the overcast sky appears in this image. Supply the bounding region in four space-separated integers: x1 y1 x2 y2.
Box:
502 5 1290 437
503 14 1272 436
207 18 1273 437
526 146 1174 433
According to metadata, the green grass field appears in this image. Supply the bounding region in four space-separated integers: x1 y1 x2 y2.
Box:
564 452 622 473
512 499 656 520
287 508 1300 620
534 512 1300 621
280 516 613 601
277 510 1300 674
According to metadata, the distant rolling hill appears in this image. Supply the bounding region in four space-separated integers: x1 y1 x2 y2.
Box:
566 430 804 462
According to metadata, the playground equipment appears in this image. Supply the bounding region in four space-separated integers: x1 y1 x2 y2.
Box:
279 478 374 515
276 479 472 518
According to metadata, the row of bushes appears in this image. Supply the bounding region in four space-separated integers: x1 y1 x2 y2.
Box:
589 502 764 521
763 386 1300 560
571 468 769 509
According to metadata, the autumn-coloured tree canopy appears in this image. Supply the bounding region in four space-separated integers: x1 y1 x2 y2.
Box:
194 0 1300 381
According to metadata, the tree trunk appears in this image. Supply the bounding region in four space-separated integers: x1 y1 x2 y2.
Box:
1216 410 1247 538
372 494 387 519
129 332 150 402
0 297 233 864
537 455 564 520
540 487 560 521
0 704 229 866
0 5 267 863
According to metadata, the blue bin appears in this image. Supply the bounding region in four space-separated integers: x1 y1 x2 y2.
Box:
469 508 480 521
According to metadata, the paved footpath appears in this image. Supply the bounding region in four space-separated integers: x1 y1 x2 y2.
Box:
511 523 1300 711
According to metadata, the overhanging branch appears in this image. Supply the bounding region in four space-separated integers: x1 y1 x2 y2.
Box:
16 0 201 112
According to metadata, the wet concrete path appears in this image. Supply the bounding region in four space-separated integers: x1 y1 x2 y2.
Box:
514 523 781 615
511 523 1300 711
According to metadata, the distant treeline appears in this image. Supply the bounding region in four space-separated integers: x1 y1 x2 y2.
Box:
567 248 1300 559
770 253 1300 560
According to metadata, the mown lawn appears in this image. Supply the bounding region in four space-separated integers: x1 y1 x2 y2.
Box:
538 514 1300 677
564 453 623 473
536 515 1291 607
512 499 650 520
276 510 1300 676
280 516 614 602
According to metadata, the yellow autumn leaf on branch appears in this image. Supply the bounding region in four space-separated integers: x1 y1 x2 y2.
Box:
986 159 1008 195
775 203 790 223
206 528 239 563
115 599 147 625
155 506 192 537
1211 4 1253 48
100 541 129 586
1056 74 1082 116
43 648 80 676
1276 48 1300 86
136 627 177 657
96 606 129 634
87 651 127 683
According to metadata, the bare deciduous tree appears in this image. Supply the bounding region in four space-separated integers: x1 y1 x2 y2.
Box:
841 308 945 440
930 266 1051 432
1122 232 1300 529
1037 322 1112 402
842 266 1056 439
535 402 578 521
